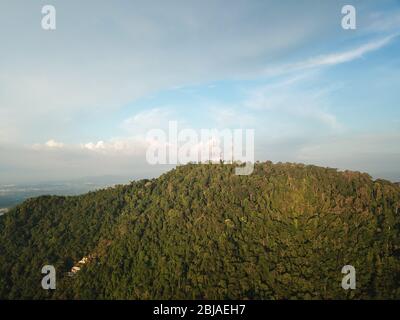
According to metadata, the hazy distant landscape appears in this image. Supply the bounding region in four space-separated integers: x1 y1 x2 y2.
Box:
0 176 132 209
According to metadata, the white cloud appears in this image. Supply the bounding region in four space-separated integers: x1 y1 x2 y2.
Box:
1 1 399 183
297 133 400 161
244 73 341 130
0 143 169 184
81 141 106 151
45 139 64 148
32 139 65 150
79 108 178 155
209 106 257 128
0 1 350 144
80 137 148 155
301 35 395 68
295 132 400 179
121 108 174 135
263 35 396 77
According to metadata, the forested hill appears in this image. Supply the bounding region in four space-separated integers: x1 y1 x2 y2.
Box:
1 162 400 300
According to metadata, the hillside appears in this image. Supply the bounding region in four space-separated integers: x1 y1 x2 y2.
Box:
1 162 400 299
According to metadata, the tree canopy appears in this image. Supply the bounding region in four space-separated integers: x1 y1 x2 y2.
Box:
1 162 399 299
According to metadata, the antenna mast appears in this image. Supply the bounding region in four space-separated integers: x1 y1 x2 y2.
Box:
231 135 234 164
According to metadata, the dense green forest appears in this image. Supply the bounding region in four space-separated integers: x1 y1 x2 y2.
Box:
1 162 400 299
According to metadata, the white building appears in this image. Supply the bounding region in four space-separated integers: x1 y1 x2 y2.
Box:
71 266 81 273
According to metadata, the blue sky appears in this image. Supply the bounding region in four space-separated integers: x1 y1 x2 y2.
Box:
0 0 399 183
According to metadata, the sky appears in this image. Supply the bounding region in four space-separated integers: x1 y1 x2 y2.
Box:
0 0 400 184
